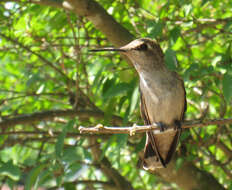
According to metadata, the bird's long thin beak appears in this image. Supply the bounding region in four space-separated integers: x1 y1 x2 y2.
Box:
89 47 126 52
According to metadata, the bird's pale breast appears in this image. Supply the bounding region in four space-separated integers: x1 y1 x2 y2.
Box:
140 71 185 125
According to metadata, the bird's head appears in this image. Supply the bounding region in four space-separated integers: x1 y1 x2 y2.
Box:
90 38 165 72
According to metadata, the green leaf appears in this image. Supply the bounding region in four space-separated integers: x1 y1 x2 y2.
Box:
116 134 128 148
0 161 21 181
222 73 232 103
56 175 63 187
35 169 53 188
92 66 105 88
180 131 190 141
118 96 128 113
64 163 82 181
102 78 116 95
62 147 82 163
55 131 66 158
83 149 92 161
103 82 132 100
184 63 200 80
165 48 178 71
201 0 210 6
25 163 47 190
123 105 130 124
170 27 181 45
64 182 76 190
183 4 192 16
6 178 16 190
55 120 75 158
147 20 164 38
135 135 146 153
100 135 115 160
129 86 139 114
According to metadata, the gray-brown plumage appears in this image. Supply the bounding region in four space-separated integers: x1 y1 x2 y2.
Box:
91 38 187 170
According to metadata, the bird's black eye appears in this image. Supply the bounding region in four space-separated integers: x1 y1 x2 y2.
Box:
136 43 148 51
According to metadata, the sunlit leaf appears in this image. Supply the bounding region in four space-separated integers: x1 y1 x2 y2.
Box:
222 73 232 103
129 85 139 114
135 135 146 153
147 20 164 38
170 27 181 45
55 120 75 158
165 48 178 71
0 161 21 181
25 163 47 190
64 182 76 190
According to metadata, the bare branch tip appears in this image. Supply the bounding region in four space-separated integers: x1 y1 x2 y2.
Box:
95 123 104 129
79 126 84 133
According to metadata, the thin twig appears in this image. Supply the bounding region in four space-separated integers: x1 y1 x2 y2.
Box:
0 32 71 83
0 92 67 102
0 109 123 129
79 118 232 135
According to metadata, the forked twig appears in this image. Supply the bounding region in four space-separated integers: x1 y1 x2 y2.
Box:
79 118 232 135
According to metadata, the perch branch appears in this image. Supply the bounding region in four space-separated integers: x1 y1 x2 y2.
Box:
79 118 232 135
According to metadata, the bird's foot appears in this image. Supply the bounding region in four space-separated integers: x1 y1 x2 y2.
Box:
156 122 168 132
174 120 182 131
130 123 137 136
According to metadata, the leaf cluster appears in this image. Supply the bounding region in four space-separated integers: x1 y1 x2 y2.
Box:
0 0 231 189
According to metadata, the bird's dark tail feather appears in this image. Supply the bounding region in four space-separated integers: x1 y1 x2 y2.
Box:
143 129 181 170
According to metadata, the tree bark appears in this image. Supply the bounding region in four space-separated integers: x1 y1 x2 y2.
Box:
154 156 225 190
62 0 134 47
89 138 134 190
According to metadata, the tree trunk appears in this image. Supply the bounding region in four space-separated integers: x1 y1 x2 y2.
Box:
154 156 225 190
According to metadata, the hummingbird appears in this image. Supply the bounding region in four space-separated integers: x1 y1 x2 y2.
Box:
91 38 187 170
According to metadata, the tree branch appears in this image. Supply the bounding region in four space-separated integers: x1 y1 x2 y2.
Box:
79 118 232 135
89 137 134 190
0 109 123 130
183 18 231 35
62 0 134 47
0 130 104 138
154 155 225 190
48 180 116 190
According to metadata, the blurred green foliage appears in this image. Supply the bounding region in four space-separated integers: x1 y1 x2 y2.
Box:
0 0 231 189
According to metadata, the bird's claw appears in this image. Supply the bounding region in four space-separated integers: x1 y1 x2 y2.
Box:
130 123 137 136
174 120 182 131
156 122 167 132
